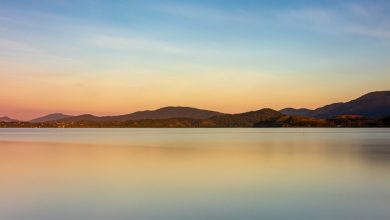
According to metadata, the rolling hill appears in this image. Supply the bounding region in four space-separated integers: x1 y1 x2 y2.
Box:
280 91 390 118
57 106 224 122
207 108 284 127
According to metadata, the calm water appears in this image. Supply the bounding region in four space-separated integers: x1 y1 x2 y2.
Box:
1 128 390 220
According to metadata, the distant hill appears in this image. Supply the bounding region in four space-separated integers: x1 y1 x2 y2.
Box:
30 113 72 123
101 108 287 128
279 108 312 116
58 108 287 127
280 91 390 118
122 108 285 128
125 106 224 120
58 107 224 122
314 91 390 118
207 108 283 127
0 116 18 122
59 114 102 122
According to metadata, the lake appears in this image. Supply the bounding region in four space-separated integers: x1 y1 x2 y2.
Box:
1 128 390 220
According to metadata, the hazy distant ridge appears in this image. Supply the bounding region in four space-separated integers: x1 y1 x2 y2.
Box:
30 113 72 123
0 116 18 122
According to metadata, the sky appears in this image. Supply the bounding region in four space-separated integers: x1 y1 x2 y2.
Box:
0 0 389 120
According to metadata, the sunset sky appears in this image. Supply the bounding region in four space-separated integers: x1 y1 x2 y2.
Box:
1 0 389 120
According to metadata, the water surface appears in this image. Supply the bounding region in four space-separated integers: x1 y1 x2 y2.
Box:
1 128 390 220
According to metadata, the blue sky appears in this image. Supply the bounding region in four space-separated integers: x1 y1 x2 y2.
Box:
0 0 389 119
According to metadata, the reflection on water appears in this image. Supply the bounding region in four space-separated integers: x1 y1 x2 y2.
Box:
0 128 390 220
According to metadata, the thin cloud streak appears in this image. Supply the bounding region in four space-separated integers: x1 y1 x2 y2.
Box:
345 3 387 19
278 5 390 41
279 8 335 24
156 3 390 41
0 15 33 26
0 38 38 52
346 26 390 39
153 3 258 23
347 4 371 18
88 35 188 54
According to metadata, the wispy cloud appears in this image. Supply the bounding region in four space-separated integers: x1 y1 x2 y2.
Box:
344 4 390 41
279 8 335 25
346 26 390 39
347 4 371 18
0 38 38 52
88 35 187 54
154 3 256 23
278 4 390 41
0 15 32 26
345 3 387 19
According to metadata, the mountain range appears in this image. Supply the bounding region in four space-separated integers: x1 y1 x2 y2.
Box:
1 91 389 127
3 107 387 128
